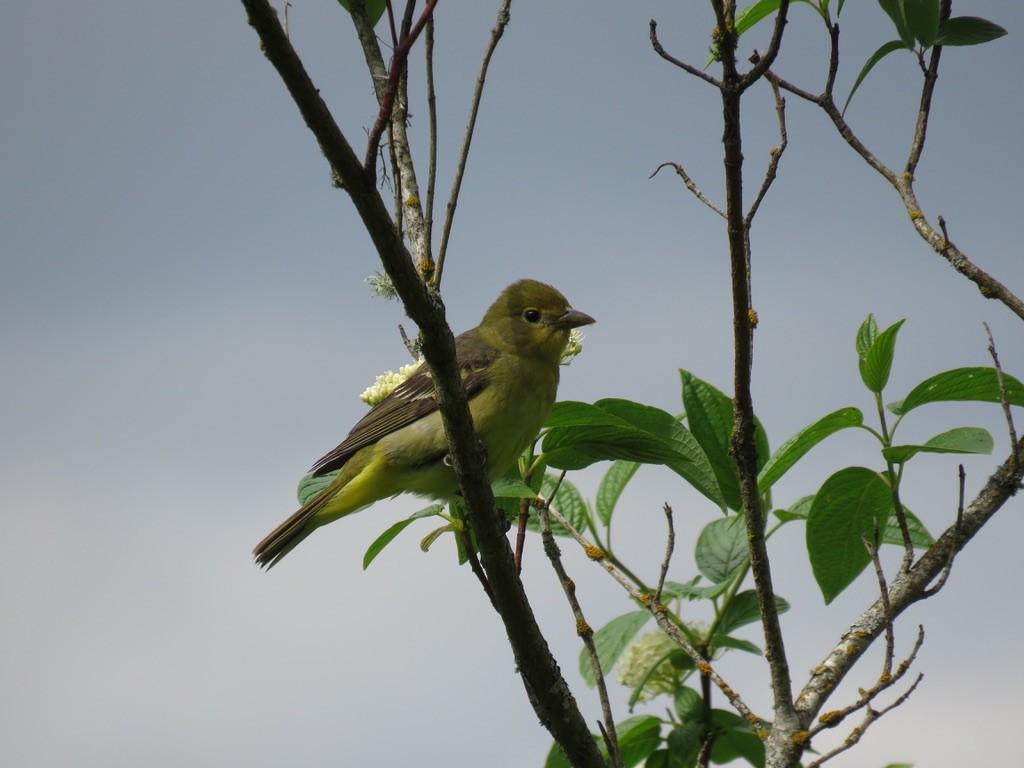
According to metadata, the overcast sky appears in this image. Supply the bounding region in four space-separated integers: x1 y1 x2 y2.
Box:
3 1 1022 766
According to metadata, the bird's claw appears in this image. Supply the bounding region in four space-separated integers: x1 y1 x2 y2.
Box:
442 440 489 469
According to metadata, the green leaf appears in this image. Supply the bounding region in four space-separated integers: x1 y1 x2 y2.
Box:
544 399 725 508
876 0 915 47
711 635 763 655
616 715 664 768
362 505 444 569
544 742 571 768
735 0 782 36
807 467 894 603
666 721 702 768
710 710 766 768
580 611 652 687
881 508 934 548
707 0 789 65
337 0 387 25
902 0 941 46
644 750 669 768
669 649 697 672
596 460 640 527
661 578 731 601
856 314 878 359
297 469 337 505
859 319 905 393
492 466 540 518
682 371 741 510
889 367 1024 415
716 590 791 636
774 496 932 548
936 16 1008 46
695 516 748 584
883 426 993 463
774 494 814 522
674 686 706 722
843 39 909 115
758 407 863 493
491 470 537 499
526 474 589 538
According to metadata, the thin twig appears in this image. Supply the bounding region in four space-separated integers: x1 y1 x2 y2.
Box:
537 475 622 768
984 323 1020 468
348 0 430 269
544 504 765 734
424 16 437 253
823 21 840 98
744 74 788 225
905 0 950 177
653 503 675 607
862 526 894 678
738 0 791 91
459 526 496 608
434 0 512 288
648 20 721 87
384 0 398 49
807 625 925 741
514 498 529 574
363 0 439 170
922 465 965 597
765 71 1024 321
649 162 725 218
806 673 923 768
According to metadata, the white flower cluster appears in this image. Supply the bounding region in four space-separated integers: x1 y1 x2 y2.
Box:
561 328 586 366
615 631 680 702
359 360 423 406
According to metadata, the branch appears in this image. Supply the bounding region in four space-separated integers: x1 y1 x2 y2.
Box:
794 439 1024 724
434 0 512 287
717 23 799 750
744 74 787 225
649 162 725 218
648 20 721 87
984 323 1020 468
738 0 790 91
921 464 964 598
905 0 950 176
363 0 439 170
765 72 1024 322
652 503 675 607
806 673 923 768
537 477 622 768
544 504 766 735
348 0 433 273
424 16 438 254
240 4 605 764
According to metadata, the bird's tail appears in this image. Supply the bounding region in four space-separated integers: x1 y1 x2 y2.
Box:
253 484 337 570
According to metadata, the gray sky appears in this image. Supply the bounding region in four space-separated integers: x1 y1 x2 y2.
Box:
3 1 1021 766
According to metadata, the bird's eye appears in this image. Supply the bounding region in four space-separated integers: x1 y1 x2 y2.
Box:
523 308 542 324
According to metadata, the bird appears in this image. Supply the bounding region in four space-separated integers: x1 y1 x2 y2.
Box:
253 279 595 569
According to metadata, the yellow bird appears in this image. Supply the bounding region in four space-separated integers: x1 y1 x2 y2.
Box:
254 279 595 568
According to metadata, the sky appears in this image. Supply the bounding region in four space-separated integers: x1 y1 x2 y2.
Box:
2 1 1022 766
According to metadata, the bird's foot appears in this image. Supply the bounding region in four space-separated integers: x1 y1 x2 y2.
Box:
441 440 489 469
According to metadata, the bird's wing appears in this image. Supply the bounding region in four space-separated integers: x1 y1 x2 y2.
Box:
309 329 499 476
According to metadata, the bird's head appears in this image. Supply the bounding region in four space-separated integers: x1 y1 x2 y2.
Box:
479 279 595 364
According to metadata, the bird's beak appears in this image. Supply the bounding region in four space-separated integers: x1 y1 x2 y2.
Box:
557 308 596 329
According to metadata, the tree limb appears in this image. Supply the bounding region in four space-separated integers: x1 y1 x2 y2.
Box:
240 3 605 763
